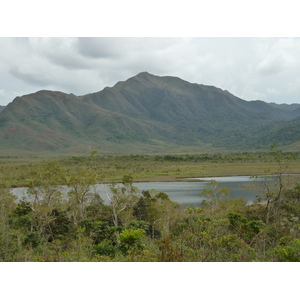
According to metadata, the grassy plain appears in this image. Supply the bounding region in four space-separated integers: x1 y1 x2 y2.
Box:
1 151 300 187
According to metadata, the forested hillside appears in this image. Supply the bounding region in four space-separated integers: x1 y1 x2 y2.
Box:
0 72 299 154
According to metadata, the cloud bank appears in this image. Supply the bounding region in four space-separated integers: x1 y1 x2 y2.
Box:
0 37 300 105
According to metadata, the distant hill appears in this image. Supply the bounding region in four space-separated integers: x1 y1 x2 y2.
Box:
255 115 300 147
269 102 300 112
0 72 299 154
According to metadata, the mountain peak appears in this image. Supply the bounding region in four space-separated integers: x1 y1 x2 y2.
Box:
136 71 152 77
130 71 158 81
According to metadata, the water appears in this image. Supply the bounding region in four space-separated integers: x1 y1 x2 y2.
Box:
132 177 262 205
11 175 264 206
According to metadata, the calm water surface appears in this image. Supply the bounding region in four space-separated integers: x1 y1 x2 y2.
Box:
131 177 261 206
12 176 264 206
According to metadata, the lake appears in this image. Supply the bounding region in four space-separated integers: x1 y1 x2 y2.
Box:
12 175 267 207
130 176 263 206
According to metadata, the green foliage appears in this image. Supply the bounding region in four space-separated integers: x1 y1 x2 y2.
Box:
23 231 44 249
273 238 300 262
133 189 179 238
227 212 247 227
1 148 300 261
127 220 149 231
133 190 157 222
48 209 75 241
214 234 255 262
119 228 146 258
79 219 116 245
8 201 32 231
245 220 266 239
10 201 32 217
93 242 118 259
227 212 266 242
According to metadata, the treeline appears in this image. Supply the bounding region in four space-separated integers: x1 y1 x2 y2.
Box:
154 151 299 162
65 151 300 164
1 150 300 261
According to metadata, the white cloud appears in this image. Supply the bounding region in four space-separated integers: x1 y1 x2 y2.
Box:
288 79 300 94
256 55 286 76
267 88 280 96
255 38 300 76
0 37 300 105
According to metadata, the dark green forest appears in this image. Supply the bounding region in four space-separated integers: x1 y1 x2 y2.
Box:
1 150 300 262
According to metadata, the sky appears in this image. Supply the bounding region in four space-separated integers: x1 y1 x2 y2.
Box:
1 37 300 106
1 1 299 107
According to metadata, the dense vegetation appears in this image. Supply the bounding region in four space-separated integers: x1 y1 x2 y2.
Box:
1 149 300 261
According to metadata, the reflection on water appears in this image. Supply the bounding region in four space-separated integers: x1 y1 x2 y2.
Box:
133 177 262 206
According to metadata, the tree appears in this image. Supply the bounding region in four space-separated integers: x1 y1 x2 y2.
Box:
67 168 100 222
133 190 179 238
133 190 157 222
157 236 184 262
27 162 66 208
273 238 300 262
105 175 139 245
22 162 67 241
200 180 229 215
0 179 18 261
150 192 179 237
0 180 17 235
253 145 294 224
280 183 300 217
119 228 146 261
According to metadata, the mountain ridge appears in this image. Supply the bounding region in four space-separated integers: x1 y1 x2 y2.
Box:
0 72 299 154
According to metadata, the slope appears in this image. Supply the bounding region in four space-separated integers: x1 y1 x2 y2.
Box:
82 72 297 148
0 90 172 153
0 72 300 154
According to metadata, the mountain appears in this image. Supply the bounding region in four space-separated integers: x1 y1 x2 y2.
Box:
0 105 5 113
0 72 299 154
